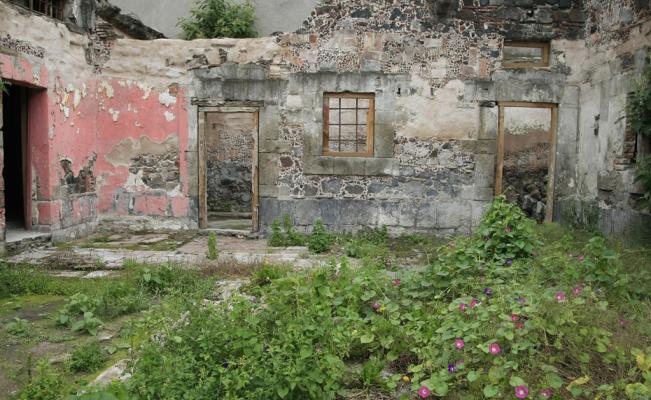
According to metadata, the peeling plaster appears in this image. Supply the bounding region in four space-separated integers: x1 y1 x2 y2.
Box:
158 90 177 107
104 135 179 167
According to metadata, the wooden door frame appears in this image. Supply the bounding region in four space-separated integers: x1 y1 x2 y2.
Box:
197 106 260 231
495 101 558 222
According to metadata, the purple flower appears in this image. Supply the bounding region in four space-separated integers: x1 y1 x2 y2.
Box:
540 388 553 398
454 339 465 349
448 363 457 373
418 386 431 398
488 342 501 355
484 287 493 297
555 291 566 302
514 385 529 399
505 259 513 266
516 296 526 304
459 303 468 312
372 302 381 311
470 298 479 308
505 227 513 233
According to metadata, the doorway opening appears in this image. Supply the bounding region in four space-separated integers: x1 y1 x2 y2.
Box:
2 84 30 232
198 108 259 232
495 102 558 223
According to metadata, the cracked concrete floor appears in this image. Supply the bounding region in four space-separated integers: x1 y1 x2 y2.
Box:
8 232 327 275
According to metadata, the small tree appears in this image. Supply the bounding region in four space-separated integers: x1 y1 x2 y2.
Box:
179 0 256 39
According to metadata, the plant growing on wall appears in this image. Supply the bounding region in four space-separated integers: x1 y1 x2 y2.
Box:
627 55 651 210
179 0 256 39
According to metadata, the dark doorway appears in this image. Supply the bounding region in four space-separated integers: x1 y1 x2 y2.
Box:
2 85 27 229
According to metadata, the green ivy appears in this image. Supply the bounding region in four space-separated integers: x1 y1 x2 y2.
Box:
628 55 651 210
179 0 257 39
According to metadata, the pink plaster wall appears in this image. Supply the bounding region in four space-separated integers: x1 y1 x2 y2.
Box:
1 53 195 239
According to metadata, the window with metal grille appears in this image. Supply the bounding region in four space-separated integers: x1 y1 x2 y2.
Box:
323 93 375 157
8 0 65 20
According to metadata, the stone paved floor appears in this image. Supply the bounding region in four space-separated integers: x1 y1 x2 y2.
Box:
8 232 327 275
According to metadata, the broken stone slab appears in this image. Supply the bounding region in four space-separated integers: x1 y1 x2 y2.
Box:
93 359 131 385
83 270 119 279
48 353 72 364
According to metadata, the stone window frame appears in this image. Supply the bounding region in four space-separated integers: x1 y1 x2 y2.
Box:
502 41 551 69
322 92 375 158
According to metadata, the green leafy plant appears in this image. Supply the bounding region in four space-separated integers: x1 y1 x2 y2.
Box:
15 360 64 400
6 317 31 337
70 312 103 336
628 55 651 211
267 216 306 247
308 219 332 254
57 293 100 327
207 232 219 260
69 341 106 373
179 0 256 39
476 195 537 262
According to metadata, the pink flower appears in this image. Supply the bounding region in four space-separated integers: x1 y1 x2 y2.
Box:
505 227 513 233
470 298 479 308
488 342 501 355
540 388 553 398
619 319 627 327
573 285 583 296
392 279 401 286
511 314 519 322
555 291 566 302
455 339 465 349
578 255 585 262
418 386 431 398
515 385 529 399
459 303 468 312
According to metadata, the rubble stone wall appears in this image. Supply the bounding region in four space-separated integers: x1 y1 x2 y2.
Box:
0 0 650 241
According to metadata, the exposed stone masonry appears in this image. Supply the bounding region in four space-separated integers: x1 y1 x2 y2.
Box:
129 153 180 191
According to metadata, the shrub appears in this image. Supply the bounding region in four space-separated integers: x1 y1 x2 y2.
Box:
179 0 256 39
70 342 106 373
308 220 332 254
476 196 537 262
207 232 219 260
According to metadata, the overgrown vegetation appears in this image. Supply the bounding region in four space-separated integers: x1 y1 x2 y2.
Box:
207 232 219 260
179 0 256 40
268 216 306 247
628 54 651 211
69 342 106 373
64 198 651 400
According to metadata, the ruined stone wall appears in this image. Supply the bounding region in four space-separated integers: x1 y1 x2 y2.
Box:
1 0 650 241
554 0 651 242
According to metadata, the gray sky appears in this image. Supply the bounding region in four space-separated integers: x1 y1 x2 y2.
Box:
110 0 319 38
